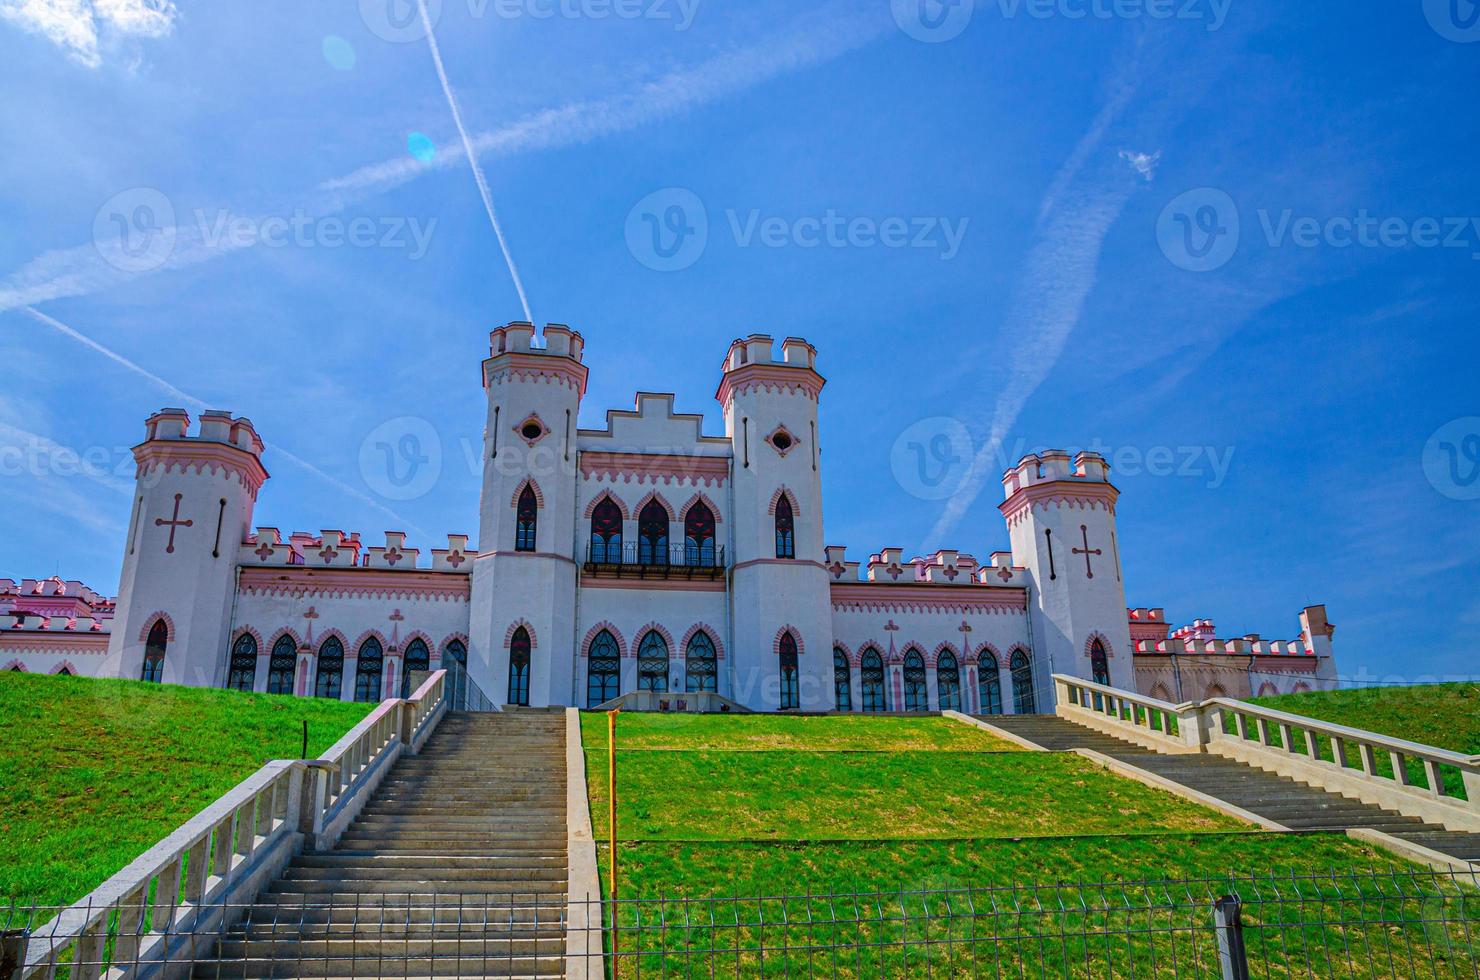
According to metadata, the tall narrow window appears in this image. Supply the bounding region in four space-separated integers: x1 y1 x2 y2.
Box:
316 636 345 700
778 630 800 709
903 649 928 711
587 630 620 707
141 620 168 683
860 647 887 712
774 495 795 559
443 639 468 710
515 485 538 552
354 637 384 703
227 633 257 692
507 627 531 706
978 650 1003 715
402 637 430 697
1010 649 1036 714
637 501 669 566
937 651 962 712
833 648 852 711
266 635 298 695
590 497 623 564
1089 638 1110 711
683 501 716 567
685 630 718 692
636 630 669 692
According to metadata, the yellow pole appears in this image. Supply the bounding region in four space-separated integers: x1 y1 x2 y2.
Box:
608 708 619 966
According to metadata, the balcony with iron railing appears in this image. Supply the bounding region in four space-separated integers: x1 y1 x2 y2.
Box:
583 541 727 580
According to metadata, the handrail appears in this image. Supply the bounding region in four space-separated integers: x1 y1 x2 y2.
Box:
1207 697 1477 768
1052 674 1210 752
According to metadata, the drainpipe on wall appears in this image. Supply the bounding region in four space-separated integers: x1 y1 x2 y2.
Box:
571 448 583 707
223 563 243 689
724 455 736 703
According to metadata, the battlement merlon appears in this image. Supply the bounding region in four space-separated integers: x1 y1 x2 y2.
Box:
134 408 269 497
483 321 589 396
715 334 825 408
998 449 1118 528
243 529 472 571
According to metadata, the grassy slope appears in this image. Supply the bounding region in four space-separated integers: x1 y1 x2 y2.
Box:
586 713 1016 751
1250 684 1480 755
0 672 371 906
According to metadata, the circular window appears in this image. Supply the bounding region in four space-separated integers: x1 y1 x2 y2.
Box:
521 422 543 441
771 432 792 451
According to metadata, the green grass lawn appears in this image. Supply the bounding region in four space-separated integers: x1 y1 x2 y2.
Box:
0 671 371 907
586 712 1016 751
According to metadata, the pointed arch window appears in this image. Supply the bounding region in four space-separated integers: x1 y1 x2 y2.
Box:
684 501 716 567
774 495 795 559
937 651 962 712
1010 649 1036 714
141 620 168 683
834 648 852 711
860 648 887 712
1089 638 1110 710
55 666 73 676
402 637 431 698
638 501 669 566
443 639 468 709
266 635 298 695
978 650 1003 715
903 649 928 711
507 627 531 706
685 630 718 693
587 630 620 708
636 630 669 692
515 485 538 552
227 633 257 692
590 497 623 563
354 637 384 703
778 630 800 710
315 636 345 700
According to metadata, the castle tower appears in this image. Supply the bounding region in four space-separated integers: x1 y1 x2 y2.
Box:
1001 450 1134 705
718 335 834 710
107 409 268 685
467 322 587 706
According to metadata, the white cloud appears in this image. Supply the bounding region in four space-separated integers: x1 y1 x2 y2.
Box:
0 0 176 68
1119 148 1161 182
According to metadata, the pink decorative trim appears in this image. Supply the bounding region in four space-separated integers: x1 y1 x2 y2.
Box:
679 492 723 523
1293 682 1312 694
510 478 545 509
972 642 1004 668
732 558 829 573
899 644 927 667
238 567 471 602
772 626 804 658
1149 682 1173 701
580 452 729 488
1006 646 1032 668
584 491 631 521
832 639 854 666
1000 482 1119 528
438 632 470 660
830 583 1027 616
767 486 799 517
138 611 176 643
932 641 960 666
633 490 677 522
401 629 435 655
764 424 799 457
504 619 538 649
856 644 885 669
1083 632 1115 660
135 442 269 498
231 625 264 652
578 577 726 593
350 629 388 654
49 660 79 675
3 659 26 672
485 352 589 397
680 623 726 661
634 622 676 654
715 362 826 407
1257 681 1279 697
0 633 108 651
316 628 349 652
266 627 304 652
581 621 627 660
513 413 551 447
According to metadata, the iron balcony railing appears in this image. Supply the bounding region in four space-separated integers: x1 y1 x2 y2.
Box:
585 541 726 576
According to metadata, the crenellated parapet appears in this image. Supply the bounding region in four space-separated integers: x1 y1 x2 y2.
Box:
821 546 1027 588
483 321 588 397
134 408 269 499
242 529 471 572
715 334 825 408
1130 606 1334 660
999 449 1118 530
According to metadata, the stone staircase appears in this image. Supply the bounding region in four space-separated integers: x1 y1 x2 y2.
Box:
192 709 569 978
984 714 1480 865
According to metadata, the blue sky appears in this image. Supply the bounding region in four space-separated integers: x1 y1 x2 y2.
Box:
1 0 1476 682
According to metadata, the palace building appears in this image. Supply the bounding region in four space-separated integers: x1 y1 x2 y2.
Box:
1 323 1338 710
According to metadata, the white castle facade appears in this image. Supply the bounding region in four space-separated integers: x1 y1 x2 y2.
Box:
2 323 1338 711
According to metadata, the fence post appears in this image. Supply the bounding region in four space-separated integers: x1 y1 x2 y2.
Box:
1212 895 1250 980
1 930 27 980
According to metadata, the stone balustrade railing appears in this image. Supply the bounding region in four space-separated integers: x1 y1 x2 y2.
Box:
1051 673 1479 834
21 670 448 979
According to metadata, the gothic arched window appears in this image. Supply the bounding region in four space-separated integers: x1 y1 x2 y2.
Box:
442 638 467 709
354 637 384 703
507 627 531 706
834 648 852 712
141 620 168 683
590 497 623 563
685 630 718 693
979 650 1003 715
266 635 298 695
636 630 669 692
587 630 620 708
402 637 430 698
638 501 669 566
227 633 257 692
1090 639 1110 686
1010 649 1036 714
937 651 962 712
515 485 538 552
774 495 795 560
860 647 887 712
684 501 716 567
903 649 928 712
778 630 800 710
315 636 344 700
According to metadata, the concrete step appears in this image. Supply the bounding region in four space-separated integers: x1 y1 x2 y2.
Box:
191 953 562 978
298 854 567 870
210 936 565 961
280 867 566 884
240 901 568 927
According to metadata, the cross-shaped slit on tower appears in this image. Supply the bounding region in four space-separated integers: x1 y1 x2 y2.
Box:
155 493 193 554
1072 524 1102 579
